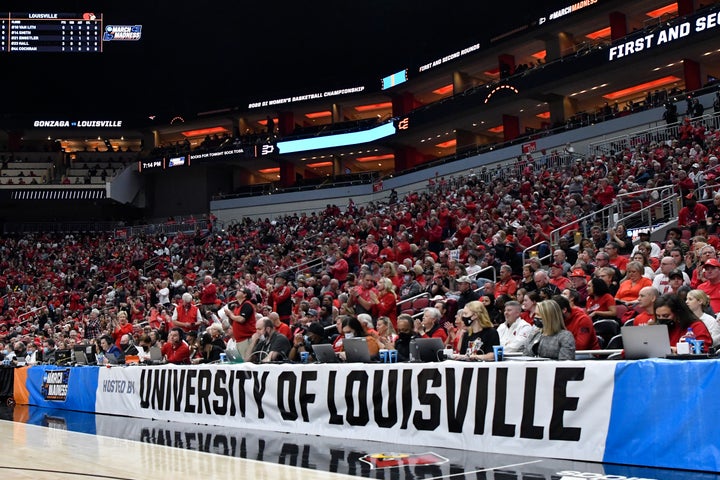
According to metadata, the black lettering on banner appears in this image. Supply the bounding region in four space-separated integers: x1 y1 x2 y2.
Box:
139 370 150 408
414 368 441 431
277 371 298 421
212 370 228 415
212 434 235 456
400 369 414 429
233 370 253 416
346 370 369 426
196 370 212 414
253 371 269 419
444 367 474 433
492 368 514 437
521 367 543 439
474 368 489 434
172 370 186 412
550 367 584 441
299 371 317 422
372 369 398 428
184 369 197 413
327 371 343 425
255 438 263 461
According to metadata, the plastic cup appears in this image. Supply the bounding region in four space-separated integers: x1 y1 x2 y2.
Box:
493 345 504 362
300 351 309 363
378 349 389 363
389 349 398 363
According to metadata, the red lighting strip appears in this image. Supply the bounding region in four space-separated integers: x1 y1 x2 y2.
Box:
258 118 278 126
305 111 332 119
436 139 457 148
432 84 454 95
536 111 550 119
354 102 392 112
586 27 611 40
531 50 546 60
181 126 229 137
646 4 678 18
488 126 504 133
307 161 333 168
602 75 681 101
356 154 394 162
259 168 280 174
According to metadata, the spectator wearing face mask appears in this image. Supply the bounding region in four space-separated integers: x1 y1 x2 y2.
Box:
338 315 380 361
652 294 711 353
398 268 422 300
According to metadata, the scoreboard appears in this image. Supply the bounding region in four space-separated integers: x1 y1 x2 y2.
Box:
0 12 103 52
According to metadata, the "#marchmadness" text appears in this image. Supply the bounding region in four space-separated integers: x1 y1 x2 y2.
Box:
138 367 586 441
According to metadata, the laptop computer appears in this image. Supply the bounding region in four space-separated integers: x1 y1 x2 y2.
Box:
409 337 445 362
224 344 244 363
621 324 672 359
343 337 373 363
54 349 72 365
73 345 97 365
312 344 340 363
104 352 121 365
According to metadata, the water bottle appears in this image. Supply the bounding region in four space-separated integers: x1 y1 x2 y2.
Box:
684 327 696 351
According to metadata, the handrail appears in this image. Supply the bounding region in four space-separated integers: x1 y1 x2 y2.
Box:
522 241 551 269
397 291 430 308
271 256 324 281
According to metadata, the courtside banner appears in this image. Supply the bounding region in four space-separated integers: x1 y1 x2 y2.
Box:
604 359 720 473
24 365 99 411
94 361 615 462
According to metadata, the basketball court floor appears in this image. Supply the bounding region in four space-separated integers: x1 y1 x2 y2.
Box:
0 405 716 480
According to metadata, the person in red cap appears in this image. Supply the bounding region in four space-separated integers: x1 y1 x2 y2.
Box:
548 262 571 291
678 193 708 235
568 268 589 306
698 258 720 313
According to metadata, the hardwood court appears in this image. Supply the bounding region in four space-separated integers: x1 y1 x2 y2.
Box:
1 408 713 480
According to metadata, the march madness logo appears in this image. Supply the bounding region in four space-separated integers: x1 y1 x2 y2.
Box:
41 369 70 401
359 452 448 469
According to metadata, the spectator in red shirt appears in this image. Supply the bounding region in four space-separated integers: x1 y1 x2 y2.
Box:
494 265 517 299
678 194 708 235
595 178 616 207
553 295 599 352
199 275 217 311
161 327 191 364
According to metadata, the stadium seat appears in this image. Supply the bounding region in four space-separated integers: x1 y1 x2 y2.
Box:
411 297 430 311
605 334 624 350
593 319 620 346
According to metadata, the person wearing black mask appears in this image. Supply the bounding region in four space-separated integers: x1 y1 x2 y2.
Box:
453 300 500 361
652 294 711 353
393 314 418 362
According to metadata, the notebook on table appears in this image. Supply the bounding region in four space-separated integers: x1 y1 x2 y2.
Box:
621 324 671 359
343 337 373 363
312 344 340 363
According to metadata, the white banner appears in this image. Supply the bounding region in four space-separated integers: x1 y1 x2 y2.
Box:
94 361 615 462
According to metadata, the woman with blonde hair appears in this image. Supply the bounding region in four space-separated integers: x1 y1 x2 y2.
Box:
375 276 398 328
455 300 500 361
686 289 720 347
375 316 397 349
523 299 576 360
381 261 402 291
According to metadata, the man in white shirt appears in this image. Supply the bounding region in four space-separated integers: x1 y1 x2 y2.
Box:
496 300 534 353
652 256 690 294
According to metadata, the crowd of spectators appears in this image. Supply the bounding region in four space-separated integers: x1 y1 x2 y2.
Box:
2 113 720 365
